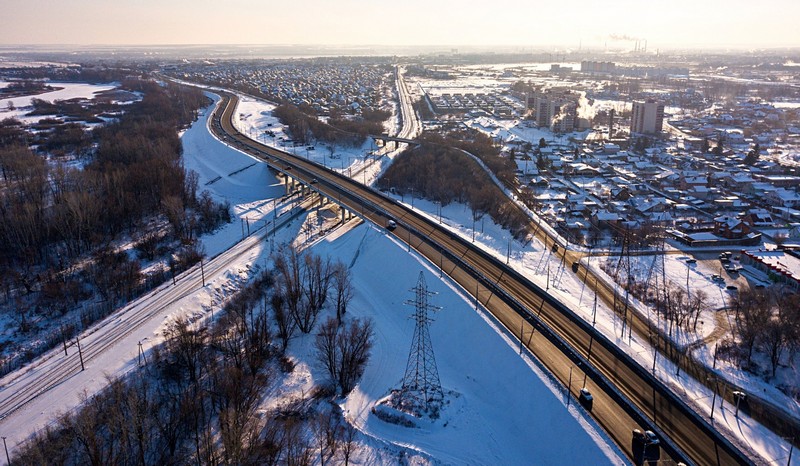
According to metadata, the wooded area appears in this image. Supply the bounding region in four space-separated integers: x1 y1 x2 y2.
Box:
273 104 388 147
13 246 371 466
0 77 230 375
378 130 530 240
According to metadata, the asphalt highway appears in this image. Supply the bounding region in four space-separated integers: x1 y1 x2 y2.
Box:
211 91 756 465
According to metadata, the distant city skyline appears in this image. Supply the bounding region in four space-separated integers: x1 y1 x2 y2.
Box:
2 0 799 50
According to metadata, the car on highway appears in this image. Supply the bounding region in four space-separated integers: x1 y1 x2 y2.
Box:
685 258 697 264
726 285 738 292
645 430 659 445
386 219 397 231
578 388 593 410
310 178 318 184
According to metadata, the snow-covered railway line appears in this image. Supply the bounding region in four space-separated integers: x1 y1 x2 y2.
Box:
0 213 299 423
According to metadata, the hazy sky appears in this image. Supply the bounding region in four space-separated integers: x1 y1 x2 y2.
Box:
2 0 799 49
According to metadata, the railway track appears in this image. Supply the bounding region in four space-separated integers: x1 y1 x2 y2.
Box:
0 210 303 424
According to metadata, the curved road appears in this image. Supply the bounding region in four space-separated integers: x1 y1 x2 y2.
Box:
210 91 756 465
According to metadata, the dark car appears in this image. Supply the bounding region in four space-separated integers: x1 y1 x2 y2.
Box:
578 388 593 410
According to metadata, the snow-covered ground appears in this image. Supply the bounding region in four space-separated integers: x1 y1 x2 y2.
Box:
3 85 798 465
218 90 800 465
0 91 624 465
0 81 117 124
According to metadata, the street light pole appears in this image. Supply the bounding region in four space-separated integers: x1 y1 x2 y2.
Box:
710 378 718 420
567 366 573 406
3 436 10 465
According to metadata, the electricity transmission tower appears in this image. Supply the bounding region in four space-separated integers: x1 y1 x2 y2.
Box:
399 272 444 416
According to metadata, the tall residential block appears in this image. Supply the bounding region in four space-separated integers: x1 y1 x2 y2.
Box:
631 100 665 134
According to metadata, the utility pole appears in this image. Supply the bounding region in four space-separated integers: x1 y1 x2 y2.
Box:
61 325 68 356
76 337 85 371
138 341 147 366
567 366 573 406
546 264 551 290
2 436 9 465
710 378 718 420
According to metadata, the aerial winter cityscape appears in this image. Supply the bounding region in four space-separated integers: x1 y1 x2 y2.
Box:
1 1 800 465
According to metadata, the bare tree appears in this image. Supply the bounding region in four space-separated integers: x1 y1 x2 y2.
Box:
336 318 374 395
331 261 354 322
272 292 295 352
689 289 709 332
339 421 358 466
312 408 341 465
315 317 374 395
734 289 771 365
316 318 340 388
304 253 332 315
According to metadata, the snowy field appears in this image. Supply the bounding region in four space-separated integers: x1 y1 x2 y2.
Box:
0 81 117 124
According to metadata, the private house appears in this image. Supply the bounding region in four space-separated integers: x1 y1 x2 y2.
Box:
713 215 751 239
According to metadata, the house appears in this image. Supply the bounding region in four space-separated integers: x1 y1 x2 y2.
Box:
766 189 800 209
742 209 776 228
713 215 752 239
633 197 672 215
679 174 709 190
610 186 632 201
591 210 624 229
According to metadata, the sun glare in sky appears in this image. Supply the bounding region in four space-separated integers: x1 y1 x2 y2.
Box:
2 0 799 49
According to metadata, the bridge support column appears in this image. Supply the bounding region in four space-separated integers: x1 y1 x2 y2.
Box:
285 176 291 195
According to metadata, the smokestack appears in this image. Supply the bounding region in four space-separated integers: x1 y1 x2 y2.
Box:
644 40 648 53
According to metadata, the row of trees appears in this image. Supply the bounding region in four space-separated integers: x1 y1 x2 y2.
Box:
14 245 373 465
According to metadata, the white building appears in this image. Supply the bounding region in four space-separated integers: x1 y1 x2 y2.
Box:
631 100 665 134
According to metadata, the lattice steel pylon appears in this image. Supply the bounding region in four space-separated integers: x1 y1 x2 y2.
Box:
399 272 444 415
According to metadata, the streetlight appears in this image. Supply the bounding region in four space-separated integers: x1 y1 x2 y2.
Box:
566 365 573 406
733 390 746 417
708 376 719 420
783 437 795 466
